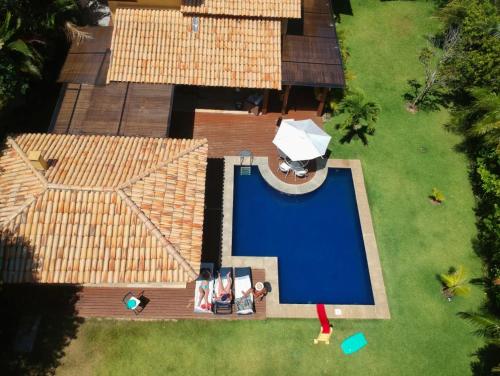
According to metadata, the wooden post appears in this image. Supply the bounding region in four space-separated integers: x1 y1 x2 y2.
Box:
262 89 270 115
281 85 291 115
316 87 329 116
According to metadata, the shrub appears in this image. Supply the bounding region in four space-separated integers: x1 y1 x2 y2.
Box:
430 188 445 203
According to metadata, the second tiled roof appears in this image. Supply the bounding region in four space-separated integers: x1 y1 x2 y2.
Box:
107 8 282 89
180 0 301 18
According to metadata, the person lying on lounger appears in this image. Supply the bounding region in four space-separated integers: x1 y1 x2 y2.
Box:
214 271 232 303
197 269 212 310
242 282 269 300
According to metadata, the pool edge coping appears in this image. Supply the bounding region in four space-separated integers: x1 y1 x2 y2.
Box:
222 157 390 319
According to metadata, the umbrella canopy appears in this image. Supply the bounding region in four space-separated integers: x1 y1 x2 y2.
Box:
272 119 331 161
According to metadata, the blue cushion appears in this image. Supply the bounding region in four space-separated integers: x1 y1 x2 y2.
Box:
341 332 367 355
127 298 138 310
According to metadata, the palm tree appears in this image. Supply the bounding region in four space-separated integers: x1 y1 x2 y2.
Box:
0 11 41 77
458 311 500 374
338 90 380 145
458 311 500 345
439 265 471 300
466 88 500 154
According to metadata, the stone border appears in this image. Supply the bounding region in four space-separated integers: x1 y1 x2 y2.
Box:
222 157 390 319
255 157 328 194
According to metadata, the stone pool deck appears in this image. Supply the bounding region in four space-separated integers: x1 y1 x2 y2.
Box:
222 157 390 319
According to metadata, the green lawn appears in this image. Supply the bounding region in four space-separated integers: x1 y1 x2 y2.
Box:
57 1 483 375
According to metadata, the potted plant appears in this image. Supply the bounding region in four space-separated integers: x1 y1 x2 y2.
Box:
439 266 471 301
429 187 445 205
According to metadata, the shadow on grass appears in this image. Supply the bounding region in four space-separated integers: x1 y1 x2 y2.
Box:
0 232 83 375
471 344 500 375
332 0 353 19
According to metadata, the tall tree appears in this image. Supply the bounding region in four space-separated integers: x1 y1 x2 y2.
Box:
0 11 42 109
407 27 461 112
439 0 500 92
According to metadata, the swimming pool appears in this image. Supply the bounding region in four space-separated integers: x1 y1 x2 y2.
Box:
232 166 374 305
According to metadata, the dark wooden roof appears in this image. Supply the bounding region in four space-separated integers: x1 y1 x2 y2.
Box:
303 13 336 38
282 0 345 88
282 34 345 88
58 27 112 85
50 83 174 138
303 0 331 13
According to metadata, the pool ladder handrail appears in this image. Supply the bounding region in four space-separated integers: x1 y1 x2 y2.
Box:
239 150 253 176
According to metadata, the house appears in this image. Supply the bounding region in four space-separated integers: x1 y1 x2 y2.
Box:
0 133 208 286
52 0 344 138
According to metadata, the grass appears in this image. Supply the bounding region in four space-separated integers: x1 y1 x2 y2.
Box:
56 1 483 375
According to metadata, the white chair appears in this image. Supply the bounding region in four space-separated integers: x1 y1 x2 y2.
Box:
278 160 292 177
293 167 308 180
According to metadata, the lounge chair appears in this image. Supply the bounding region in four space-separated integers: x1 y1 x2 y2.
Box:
213 267 233 314
234 267 255 315
194 263 214 313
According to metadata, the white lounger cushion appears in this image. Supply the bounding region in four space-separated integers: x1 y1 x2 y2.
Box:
234 275 254 315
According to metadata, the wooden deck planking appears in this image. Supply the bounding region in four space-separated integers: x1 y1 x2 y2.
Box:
69 83 126 135
75 269 266 320
120 83 174 138
170 110 323 184
189 111 323 158
59 27 112 85
68 27 113 54
58 53 108 85
51 83 174 138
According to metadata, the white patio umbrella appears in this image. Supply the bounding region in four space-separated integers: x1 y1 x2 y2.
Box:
272 119 332 161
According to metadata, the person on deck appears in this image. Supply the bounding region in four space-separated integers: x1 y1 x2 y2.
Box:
197 270 211 309
214 271 232 303
242 282 270 301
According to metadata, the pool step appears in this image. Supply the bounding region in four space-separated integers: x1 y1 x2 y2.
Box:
240 166 252 176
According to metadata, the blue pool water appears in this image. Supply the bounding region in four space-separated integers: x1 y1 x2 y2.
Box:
232 167 374 305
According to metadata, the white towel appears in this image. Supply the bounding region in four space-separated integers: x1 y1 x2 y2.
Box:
234 275 254 315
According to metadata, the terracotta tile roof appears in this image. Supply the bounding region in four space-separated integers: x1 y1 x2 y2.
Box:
107 8 282 89
0 134 208 285
180 0 301 18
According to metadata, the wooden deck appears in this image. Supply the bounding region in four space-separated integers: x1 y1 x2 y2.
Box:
50 82 174 137
171 110 323 158
170 110 324 184
75 269 266 320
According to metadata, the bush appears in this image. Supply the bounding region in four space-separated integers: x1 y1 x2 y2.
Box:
430 187 445 203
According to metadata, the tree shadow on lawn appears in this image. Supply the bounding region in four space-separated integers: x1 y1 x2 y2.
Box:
332 0 353 19
0 233 83 376
470 343 500 376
